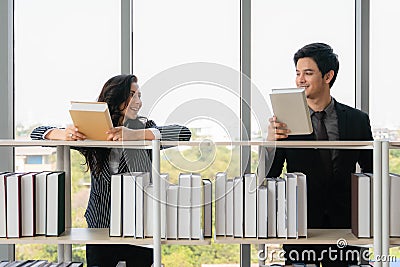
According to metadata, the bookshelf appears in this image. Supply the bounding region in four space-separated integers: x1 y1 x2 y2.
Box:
0 139 390 267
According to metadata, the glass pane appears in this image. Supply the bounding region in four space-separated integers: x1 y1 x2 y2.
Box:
370 0 400 140
252 0 355 110
14 0 120 263
133 0 241 178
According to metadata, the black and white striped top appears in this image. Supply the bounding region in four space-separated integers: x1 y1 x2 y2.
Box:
30 120 191 228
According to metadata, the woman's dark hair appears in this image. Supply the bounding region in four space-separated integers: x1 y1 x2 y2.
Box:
82 74 138 176
293 43 339 88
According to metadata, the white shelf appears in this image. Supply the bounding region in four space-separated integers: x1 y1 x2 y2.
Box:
214 229 373 246
0 228 211 245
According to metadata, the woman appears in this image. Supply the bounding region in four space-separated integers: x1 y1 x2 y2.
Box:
31 74 191 266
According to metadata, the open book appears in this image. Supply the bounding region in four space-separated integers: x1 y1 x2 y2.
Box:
69 101 113 140
269 88 312 135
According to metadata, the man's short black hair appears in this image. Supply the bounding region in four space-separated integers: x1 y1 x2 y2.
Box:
294 43 339 88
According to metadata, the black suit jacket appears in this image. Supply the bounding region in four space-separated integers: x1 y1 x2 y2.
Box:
267 100 373 229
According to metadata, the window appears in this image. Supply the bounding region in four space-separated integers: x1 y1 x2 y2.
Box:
26 155 43 165
370 0 400 140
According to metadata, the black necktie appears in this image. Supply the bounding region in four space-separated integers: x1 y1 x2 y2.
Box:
314 111 333 176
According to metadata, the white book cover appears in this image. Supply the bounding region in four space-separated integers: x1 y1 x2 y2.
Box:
178 173 191 239
294 172 307 237
244 173 257 237
110 174 123 237
6 173 22 238
203 179 212 238
21 172 37 237
160 173 170 239
266 178 277 237
276 178 287 238
135 172 150 238
215 172 227 236
191 173 203 239
357 174 371 238
257 185 268 238
269 88 312 135
122 172 138 237
35 171 52 235
46 171 65 236
166 184 178 239
390 173 400 236
0 172 10 238
225 179 234 237
144 184 154 237
284 173 298 238
233 176 243 238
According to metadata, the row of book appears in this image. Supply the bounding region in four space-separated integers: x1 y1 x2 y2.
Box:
110 172 212 239
0 261 82 267
215 172 307 238
351 172 400 238
0 172 65 238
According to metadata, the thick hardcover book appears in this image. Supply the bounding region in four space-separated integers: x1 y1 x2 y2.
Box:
69 101 113 140
46 172 65 236
269 88 312 135
351 173 371 238
0 172 11 238
6 173 24 238
257 185 268 238
244 173 257 238
21 172 38 237
35 171 52 235
390 173 400 237
178 173 191 239
266 178 277 238
202 179 212 238
215 172 227 236
110 173 123 237
166 184 178 239
233 176 243 238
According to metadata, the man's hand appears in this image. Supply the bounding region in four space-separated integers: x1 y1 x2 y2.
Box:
267 116 290 141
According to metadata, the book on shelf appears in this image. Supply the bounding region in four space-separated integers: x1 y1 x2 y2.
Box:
160 173 170 239
6 173 24 238
284 173 298 239
122 172 137 237
69 101 113 140
294 172 308 237
110 173 123 237
390 173 400 237
215 172 227 236
35 171 52 235
225 179 234 237
351 173 371 238
21 172 38 237
191 173 203 239
166 184 178 239
266 178 277 238
0 172 11 238
203 179 212 238
269 88 312 135
233 176 243 238
178 173 192 239
257 185 268 238
244 173 257 237
276 178 287 238
46 171 65 236
135 172 150 238
144 184 154 237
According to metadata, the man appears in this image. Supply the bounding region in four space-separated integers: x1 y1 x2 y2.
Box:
267 43 373 266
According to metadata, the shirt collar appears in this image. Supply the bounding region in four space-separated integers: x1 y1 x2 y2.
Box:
309 97 335 116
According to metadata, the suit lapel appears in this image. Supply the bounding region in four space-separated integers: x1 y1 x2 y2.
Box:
334 100 348 140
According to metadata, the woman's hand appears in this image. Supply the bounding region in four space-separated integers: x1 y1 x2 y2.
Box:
267 115 290 141
106 126 155 141
44 126 86 141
